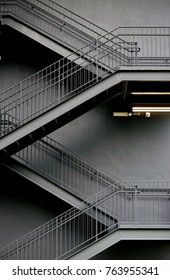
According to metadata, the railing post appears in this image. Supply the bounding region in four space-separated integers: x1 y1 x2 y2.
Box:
96 36 99 82
0 99 1 135
20 82 23 124
134 42 138 65
0 0 2 21
131 191 135 224
96 194 98 240
0 1 2 62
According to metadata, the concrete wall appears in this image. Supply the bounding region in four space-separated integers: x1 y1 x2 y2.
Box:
51 102 170 181
56 0 170 31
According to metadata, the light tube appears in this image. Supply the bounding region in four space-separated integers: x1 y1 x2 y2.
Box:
131 92 170 95
132 107 170 112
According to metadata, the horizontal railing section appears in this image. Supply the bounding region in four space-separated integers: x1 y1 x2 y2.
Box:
113 27 170 65
0 30 136 138
127 180 170 190
0 181 170 260
14 136 134 199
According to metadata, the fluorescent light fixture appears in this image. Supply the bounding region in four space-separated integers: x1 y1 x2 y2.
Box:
113 112 143 117
132 107 170 112
113 112 130 117
113 107 170 117
131 92 170 95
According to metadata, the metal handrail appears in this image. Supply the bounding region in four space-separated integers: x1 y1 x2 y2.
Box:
127 180 170 192
0 181 170 259
21 0 107 38
112 27 170 63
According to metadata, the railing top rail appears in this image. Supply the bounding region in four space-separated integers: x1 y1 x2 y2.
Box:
112 26 170 35
115 26 170 29
127 179 170 183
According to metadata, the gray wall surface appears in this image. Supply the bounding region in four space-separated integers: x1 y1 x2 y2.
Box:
51 102 170 181
56 0 170 30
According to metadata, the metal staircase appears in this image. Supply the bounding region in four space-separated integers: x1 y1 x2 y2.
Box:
1 1 170 260
1 3 169 160
1 26 170 160
4 135 135 228
0 178 169 259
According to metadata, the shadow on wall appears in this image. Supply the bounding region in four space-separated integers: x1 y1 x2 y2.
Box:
0 165 71 248
0 26 61 92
